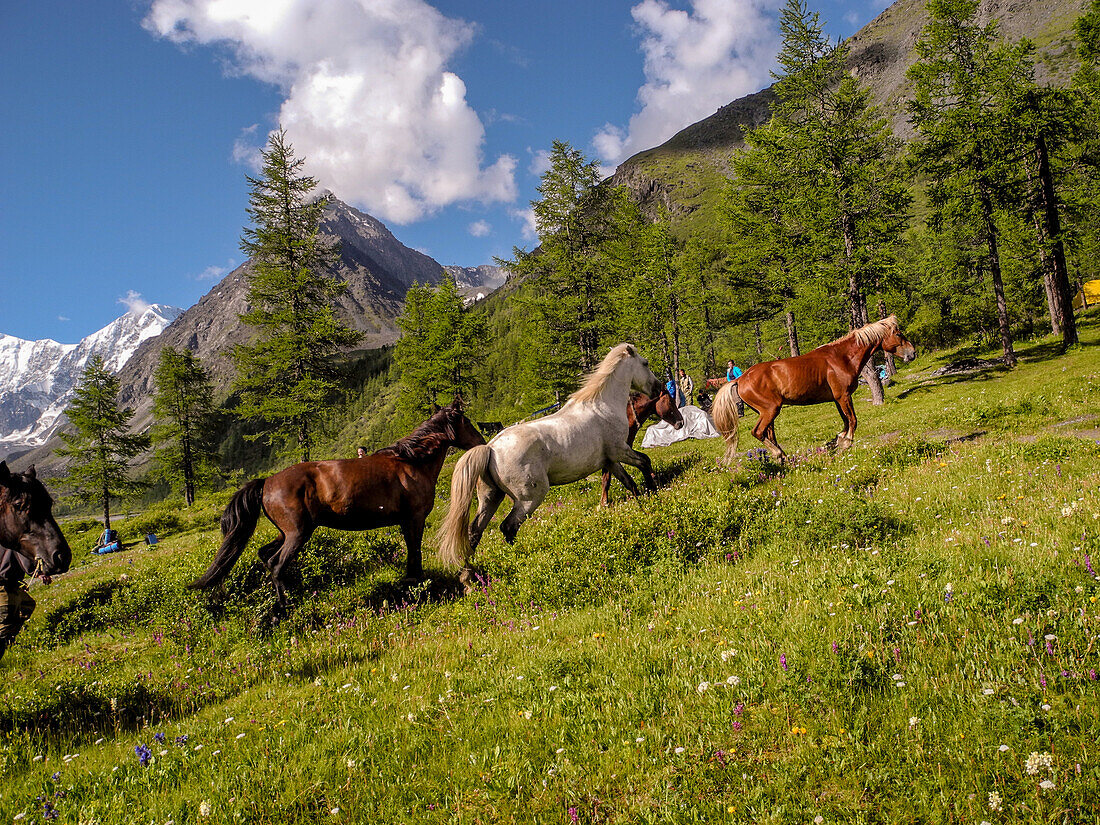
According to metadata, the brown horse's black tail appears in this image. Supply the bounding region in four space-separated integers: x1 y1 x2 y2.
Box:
189 478 266 590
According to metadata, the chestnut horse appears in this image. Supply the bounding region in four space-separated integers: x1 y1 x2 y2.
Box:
190 403 485 603
599 389 684 506
712 316 915 462
0 462 71 583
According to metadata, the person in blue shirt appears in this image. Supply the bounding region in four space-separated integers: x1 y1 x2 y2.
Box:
665 374 678 403
726 360 742 382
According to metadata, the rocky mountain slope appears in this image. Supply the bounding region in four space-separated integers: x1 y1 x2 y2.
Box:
445 265 510 303
611 0 1089 230
0 304 181 458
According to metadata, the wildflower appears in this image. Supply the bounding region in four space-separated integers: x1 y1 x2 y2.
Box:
94 738 105 745
1039 779 1055 790
720 649 736 662
635 737 645 743
908 717 919 728
1012 617 1024 625
1025 751 1053 775
988 790 1003 811
175 735 189 746
982 688 995 696
780 654 788 671
51 771 61 781
154 732 166 744
697 681 710 693
998 744 1009 752
674 746 685 754
134 744 152 767
726 675 740 686
235 733 246 740
568 807 578 824
814 818 824 825
330 808 340 816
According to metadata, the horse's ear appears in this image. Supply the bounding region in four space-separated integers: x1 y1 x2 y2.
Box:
23 464 36 480
450 392 464 411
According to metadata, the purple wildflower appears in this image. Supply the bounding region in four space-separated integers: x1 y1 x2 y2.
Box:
832 642 839 654
732 720 742 731
134 744 152 766
175 735 189 746
154 732 166 744
780 654 788 671
1090 669 1098 681
734 703 744 716
1086 555 1096 577
569 806 579 824
51 771 60 782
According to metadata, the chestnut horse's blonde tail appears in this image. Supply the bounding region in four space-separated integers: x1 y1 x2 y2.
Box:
711 382 741 465
438 444 492 568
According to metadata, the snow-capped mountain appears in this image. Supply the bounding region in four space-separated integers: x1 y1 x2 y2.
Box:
0 304 181 455
444 265 509 304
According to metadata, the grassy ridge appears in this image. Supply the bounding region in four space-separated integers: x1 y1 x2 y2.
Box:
2 316 1099 822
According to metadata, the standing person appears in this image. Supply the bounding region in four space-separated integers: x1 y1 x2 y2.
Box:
726 360 742 382
356 446 367 458
665 374 679 405
0 545 36 661
677 369 694 408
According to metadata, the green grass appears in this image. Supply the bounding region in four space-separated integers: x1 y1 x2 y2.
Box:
3 315 1100 822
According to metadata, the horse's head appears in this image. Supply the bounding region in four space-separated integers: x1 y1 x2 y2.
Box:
443 401 488 451
0 462 71 580
623 345 662 398
656 389 685 430
881 317 916 363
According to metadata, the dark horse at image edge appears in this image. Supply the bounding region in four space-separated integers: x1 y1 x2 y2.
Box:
190 403 485 604
0 462 71 582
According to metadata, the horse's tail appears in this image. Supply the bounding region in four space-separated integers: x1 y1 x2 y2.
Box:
711 382 741 465
189 478 266 590
438 444 491 568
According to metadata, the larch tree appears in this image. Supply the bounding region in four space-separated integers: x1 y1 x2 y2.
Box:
151 346 219 506
233 129 362 462
57 356 149 531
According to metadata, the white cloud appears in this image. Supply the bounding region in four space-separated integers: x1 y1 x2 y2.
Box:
508 206 538 242
57 315 70 322
145 0 517 224
594 0 782 168
844 11 861 26
232 124 263 171
468 220 491 237
197 259 237 281
119 290 151 315
528 148 552 177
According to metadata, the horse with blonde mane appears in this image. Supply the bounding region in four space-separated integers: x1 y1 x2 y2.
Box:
439 344 661 586
712 316 915 463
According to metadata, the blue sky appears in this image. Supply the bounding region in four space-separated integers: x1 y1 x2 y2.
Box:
1 0 888 344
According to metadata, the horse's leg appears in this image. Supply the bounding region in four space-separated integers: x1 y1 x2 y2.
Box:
752 404 786 461
605 460 642 499
267 525 314 607
399 518 426 582
606 446 657 493
500 480 549 544
470 481 506 553
257 535 284 566
600 467 613 508
834 392 857 452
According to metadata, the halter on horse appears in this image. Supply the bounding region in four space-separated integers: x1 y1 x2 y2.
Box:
711 316 916 462
0 462 71 583
599 389 684 507
438 343 662 587
189 403 485 605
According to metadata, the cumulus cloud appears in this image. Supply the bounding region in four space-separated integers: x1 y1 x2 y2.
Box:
508 206 538 242
528 148 552 177
197 259 237 281
594 0 782 168
57 315 70 322
119 290 151 315
468 220 491 237
145 0 517 223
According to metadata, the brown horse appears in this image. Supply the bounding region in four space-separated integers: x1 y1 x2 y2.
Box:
190 403 485 603
712 316 915 462
0 462 71 583
599 389 684 506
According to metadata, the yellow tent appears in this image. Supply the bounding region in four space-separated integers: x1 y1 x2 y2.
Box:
1074 279 1100 312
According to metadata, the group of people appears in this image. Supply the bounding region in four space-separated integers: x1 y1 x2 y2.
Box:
664 359 743 409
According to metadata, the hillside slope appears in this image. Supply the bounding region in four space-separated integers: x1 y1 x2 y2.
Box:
611 0 1089 232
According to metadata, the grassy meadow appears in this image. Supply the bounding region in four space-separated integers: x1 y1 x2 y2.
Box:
2 317 1100 823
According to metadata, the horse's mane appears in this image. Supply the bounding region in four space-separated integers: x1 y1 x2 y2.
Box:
374 408 456 462
571 344 638 403
836 315 899 347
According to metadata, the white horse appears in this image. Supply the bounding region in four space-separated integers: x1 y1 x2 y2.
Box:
439 343 662 584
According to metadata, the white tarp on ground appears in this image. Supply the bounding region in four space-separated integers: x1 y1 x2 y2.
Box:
641 405 721 448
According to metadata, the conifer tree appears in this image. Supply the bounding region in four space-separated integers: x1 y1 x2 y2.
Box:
907 0 1036 367
151 346 219 506
232 129 362 461
394 274 487 418
57 356 149 531
499 141 621 399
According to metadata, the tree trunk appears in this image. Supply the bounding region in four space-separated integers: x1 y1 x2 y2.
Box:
841 211 884 404
877 298 896 378
784 309 801 358
754 320 763 363
1035 132 1078 347
978 181 1017 368
1080 275 1090 310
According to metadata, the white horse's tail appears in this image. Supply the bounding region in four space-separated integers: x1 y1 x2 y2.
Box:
438 444 492 568
711 382 741 465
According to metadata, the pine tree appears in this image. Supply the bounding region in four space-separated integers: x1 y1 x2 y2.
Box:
58 356 149 531
233 129 362 461
151 346 220 506
907 0 1037 367
394 274 487 418
499 141 621 399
